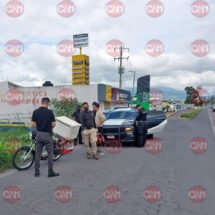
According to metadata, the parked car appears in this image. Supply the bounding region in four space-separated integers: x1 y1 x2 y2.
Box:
102 108 167 144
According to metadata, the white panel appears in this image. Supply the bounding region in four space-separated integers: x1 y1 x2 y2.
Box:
0 82 98 122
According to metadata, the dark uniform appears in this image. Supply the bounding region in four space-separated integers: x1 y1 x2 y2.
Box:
135 107 148 147
72 107 82 144
32 107 55 174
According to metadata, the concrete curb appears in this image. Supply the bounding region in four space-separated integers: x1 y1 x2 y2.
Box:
166 110 180 118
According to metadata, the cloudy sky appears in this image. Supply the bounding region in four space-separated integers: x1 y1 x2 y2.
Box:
0 0 214 93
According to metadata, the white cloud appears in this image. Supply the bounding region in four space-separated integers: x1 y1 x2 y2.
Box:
0 0 214 94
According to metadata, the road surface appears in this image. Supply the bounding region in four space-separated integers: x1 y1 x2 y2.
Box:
1 109 215 215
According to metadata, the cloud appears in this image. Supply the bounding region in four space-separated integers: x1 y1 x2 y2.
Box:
0 0 214 94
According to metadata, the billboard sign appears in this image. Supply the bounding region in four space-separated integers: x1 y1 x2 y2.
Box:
73 34 88 48
72 55 89 85
134 75 151 110
112 88 131 101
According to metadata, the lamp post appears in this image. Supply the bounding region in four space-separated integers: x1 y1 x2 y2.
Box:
128 70 136 97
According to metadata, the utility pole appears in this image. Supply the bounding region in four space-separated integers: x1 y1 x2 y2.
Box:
114 46 129 88
129 70 136 97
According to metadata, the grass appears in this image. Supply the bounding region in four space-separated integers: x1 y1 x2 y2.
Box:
0 128 31 173
180 108 203 120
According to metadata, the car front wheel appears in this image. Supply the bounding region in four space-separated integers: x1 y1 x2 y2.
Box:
147 134 154 139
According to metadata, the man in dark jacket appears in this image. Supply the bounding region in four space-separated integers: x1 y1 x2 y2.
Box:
72 105 81 123
72 105 82 144
135 104 148 147
80 102 99 160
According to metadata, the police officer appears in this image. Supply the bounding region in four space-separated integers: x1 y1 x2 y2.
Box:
135 104 148 147
80 102 99 160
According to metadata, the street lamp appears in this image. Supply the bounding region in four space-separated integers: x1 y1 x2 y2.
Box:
128 70 136 97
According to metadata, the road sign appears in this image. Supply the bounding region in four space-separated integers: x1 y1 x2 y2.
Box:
73 34 88 48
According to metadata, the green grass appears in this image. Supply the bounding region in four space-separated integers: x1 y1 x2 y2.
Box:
0 128 30 173
180 109 203 120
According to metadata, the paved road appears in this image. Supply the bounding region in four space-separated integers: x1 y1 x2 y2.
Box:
1 109 215 215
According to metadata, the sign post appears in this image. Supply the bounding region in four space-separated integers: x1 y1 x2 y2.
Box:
72 33 89 85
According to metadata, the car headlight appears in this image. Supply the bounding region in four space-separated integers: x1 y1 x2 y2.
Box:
125 127 133 132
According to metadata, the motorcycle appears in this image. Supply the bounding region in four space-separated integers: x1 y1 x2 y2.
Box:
12 131 74 171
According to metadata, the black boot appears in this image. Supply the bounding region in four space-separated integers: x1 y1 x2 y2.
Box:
48 170 60 177
35 170 40 177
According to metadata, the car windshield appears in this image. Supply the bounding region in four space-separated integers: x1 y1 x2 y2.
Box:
108 111 137 120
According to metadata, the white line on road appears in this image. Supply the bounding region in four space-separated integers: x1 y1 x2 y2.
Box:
208 109 215 137
0 170 16 178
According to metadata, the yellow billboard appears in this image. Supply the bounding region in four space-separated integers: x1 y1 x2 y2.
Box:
106 86 112 102
72 54 89 85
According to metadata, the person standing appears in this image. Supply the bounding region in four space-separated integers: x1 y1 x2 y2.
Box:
92 102 106 131
72 105 82 144
135 104 148 147
92 102 106 155
80 102 99 160
32 97 60 177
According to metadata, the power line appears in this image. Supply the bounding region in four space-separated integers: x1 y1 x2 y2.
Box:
114 46 129 88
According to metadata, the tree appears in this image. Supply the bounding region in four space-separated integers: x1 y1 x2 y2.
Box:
184 86 202 106
184 86 195 104
43 81 54 87
51 98 79 117
208 95 215 105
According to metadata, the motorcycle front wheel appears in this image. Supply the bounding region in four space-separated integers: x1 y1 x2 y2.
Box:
12 146 35 171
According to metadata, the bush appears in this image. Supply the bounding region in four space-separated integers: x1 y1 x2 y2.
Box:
180 109 202 120
51 98 80 117
0 128 30 173
0 144 12 172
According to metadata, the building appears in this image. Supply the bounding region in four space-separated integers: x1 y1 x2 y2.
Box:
72 54 89 85
0 81 131 123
